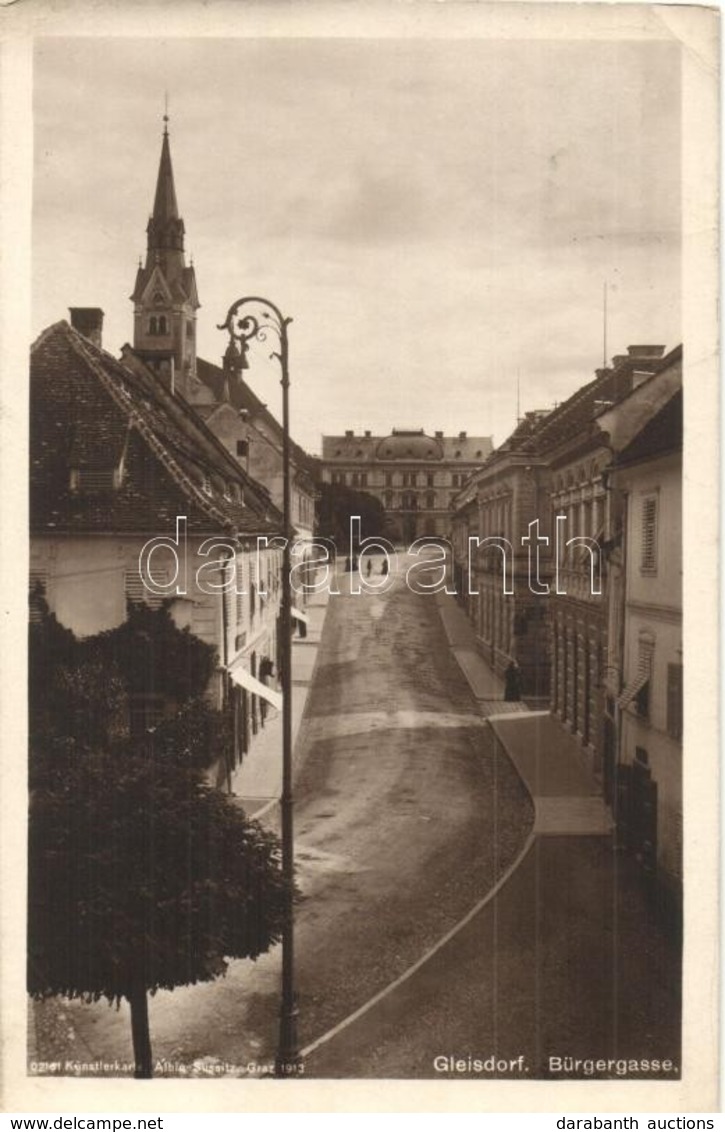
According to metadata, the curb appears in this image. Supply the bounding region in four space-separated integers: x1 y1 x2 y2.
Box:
301 830 538 1061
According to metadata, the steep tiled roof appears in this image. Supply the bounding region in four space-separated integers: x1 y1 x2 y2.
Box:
30 321 283 537
496 410 552 455
529 348 678 462
614 388 682 467
196 356 316 478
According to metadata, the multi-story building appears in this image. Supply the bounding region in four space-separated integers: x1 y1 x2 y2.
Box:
539 345 672 780
124 120 317 544
30 316 287 789
597 348 683 912
450 344 680 748
191 359 317 544
319 428 493 543
450 410 552 699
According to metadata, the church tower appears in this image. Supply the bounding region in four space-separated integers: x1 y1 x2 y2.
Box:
130 116 200 396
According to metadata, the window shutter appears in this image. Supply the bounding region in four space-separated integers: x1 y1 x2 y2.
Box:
641 496 658 571
125 569 168 608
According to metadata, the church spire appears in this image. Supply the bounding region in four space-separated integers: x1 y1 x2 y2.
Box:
147 117 184 259
130 115 200 395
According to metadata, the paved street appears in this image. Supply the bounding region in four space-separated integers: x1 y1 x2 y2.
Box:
305 832 681 1079
30 556 680 1081
31 555 533 1076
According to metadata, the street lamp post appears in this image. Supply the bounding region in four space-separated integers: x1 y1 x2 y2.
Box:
218 297 300 1077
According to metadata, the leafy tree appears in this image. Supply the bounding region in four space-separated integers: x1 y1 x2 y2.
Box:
28 608 288 1078
149 696 234 772
315 481 386 547
91 600 217 703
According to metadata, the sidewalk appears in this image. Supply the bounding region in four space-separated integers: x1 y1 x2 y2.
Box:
230 587 330 817
435 590 612 836
435 591 529 715
304 593 677 1076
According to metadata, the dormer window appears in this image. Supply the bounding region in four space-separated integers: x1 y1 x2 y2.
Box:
149 316 158 335
153 291 164 304
158 315 167 335
70 467 121 493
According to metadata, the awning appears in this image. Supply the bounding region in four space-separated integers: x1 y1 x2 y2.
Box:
617 666 650 710
291 606 309 625
228 666 283 712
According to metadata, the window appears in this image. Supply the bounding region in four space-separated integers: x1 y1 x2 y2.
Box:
634 637 654 720
427 473 434 487
361 472 368 487
426 492 435 509
70 468 117 493
385 473 393 487
667 662 683 740
641 495 658 571
236 439 248 458
149 316 158 335
158 316 168 335
125 569 168 609
236 565 246 627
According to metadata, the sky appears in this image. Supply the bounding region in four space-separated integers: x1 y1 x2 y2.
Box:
32 34 681 455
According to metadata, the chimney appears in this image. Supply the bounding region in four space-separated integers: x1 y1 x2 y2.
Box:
364 430 371 438
627 345 666 359
345 429 354 438
69 307 104 350
459 431 467 439
435 430 443 439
